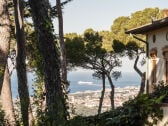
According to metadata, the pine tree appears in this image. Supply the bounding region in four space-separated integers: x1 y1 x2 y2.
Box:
29 0 67 125
13 0 30 125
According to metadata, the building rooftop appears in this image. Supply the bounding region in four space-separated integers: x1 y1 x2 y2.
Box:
125 17 168 34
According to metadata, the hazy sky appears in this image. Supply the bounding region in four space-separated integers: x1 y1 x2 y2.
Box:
50 0 167 73
51 0 168 34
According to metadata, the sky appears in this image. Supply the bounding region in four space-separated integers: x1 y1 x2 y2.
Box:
51 0 168 34
50 0 168 72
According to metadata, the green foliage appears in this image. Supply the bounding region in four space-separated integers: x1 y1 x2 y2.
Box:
32 76 48 126
112 40 144 61
25 23 44 77
14 98 25 125
32 84 69 126
65 36 85 67
66 84 168 126
105 94 163 126
152 81 168 103
112 39 125 54
127 8 160 29
100 8 162 52
126 41 139 52
111 16 130 34
125 41 139 59
0 104 10 125
110 7 163 48
111 16 131 45
84 31 104 56
66 116 97 126
0 66 3 80
65 29 121 76
66 29 121 112
32 75 70 126
99 31 113 51
50 0 73 18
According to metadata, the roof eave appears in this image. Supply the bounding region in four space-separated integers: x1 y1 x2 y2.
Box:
125 17 168 34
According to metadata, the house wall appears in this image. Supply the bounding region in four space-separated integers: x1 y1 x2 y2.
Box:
148 27 168 57
146 27 168 92
145 27 168 126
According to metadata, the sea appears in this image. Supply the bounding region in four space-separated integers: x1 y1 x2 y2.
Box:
10 68 141 98
67 69 141 93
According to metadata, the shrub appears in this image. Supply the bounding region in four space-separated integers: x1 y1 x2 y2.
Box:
66 83 168 126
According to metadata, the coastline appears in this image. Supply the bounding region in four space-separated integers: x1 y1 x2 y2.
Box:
68 86 139 116
69 85 140 95
12 86 140 118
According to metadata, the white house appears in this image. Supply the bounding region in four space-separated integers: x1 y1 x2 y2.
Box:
125 10 168 125
126 10 168 93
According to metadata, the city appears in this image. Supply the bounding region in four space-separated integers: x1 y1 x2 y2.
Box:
68 86 139 116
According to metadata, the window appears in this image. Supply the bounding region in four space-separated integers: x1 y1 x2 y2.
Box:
150 48 157 84
166 32 168 41
151 59 157 84
163 47 168 84
152 34 156 43
165 56 168 83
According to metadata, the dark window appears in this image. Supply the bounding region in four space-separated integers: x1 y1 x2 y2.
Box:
150 48 157 84
151 59 157 83
153 34 156 43
163 51 168 84
166 60 168 83
166 32 168 41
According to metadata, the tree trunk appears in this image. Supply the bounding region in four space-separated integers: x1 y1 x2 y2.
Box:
13 0 30 125
134 54 143 77
0 0 10 94
98 73 105 115
107 74 115 110
1 65 16 125
134 54 145 95
138 72 146 95
29 0 67 125
56 0 67 86
28 104 34 126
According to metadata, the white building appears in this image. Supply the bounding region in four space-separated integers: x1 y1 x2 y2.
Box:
126 10 168 126
126 10 168 93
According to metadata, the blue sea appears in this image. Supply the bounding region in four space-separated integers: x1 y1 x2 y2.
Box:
67 69 141 93
11 68 141 98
